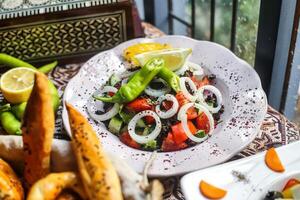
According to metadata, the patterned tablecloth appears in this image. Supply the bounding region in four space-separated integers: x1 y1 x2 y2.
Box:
12 22 299 200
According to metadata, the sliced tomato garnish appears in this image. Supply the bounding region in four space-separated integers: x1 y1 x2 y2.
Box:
186 107 198 120
144 115 155 124
108 92 115 97
191 76 210 89
120 131 140 149
126 98 153 112
195 112 210 134
171 121 197 145
162 100 173 111
176 91 189 107
175 92 197 119
161 132 188 152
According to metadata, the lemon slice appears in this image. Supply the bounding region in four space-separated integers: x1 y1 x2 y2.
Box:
0 67 36 104
123 42 171 66
135 48 192 71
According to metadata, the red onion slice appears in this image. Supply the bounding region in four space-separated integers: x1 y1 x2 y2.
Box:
87 86 120 122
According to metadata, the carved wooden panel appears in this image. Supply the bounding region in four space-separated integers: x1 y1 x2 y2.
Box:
0 11 126 62
0 0 135 64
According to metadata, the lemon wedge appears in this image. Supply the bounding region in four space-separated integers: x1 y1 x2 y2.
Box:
123 42 171 66
135 48 192 71
0 67 36 104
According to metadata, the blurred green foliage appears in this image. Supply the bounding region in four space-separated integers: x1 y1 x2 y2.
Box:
186 0 260 66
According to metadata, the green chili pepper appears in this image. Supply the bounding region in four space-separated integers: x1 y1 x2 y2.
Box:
11 102 27 120
0 53 60 113
0 104 21 135
0 53 35 69
10 81 59 119
38 61 58 73
0 112 22 135
0 104 10 113
0 53 58 73
11 81 60 120
95 58 165 103
48 80 60 111
158 67 181 92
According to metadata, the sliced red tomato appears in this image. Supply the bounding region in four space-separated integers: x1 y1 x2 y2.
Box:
195 112 210 134
283 179 300 191
191 76 210 89
171 121 197 145
108 92 115 97
126 98 155 124
175 92 197 119
126 98 153 112
120 131 140 149
162 100 173 110
176 91 189 107
144 115 155 124
161 132 188 152
145 105 156 124
186 107 198 120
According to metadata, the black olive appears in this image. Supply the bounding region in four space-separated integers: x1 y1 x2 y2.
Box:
208 74 216 80
184 70 193 77
114 82 121 89
103 102 114 111
264 191 284 200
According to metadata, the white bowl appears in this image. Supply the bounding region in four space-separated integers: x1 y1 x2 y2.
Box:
181 141 300 200
62 35 267 176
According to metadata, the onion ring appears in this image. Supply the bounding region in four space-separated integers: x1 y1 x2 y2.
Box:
88 86 120 122
145 78 171 97
197 85 222 113
121 78 129 85
188 62 203 71
178 103 214 142
177 102 195 121
155 94 179 119
128 110 162 144
179 77 198 102
175 61 204 76
194 103 215 136
181 115 208 143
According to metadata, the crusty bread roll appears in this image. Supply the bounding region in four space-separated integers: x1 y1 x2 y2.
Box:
0 158 24 200
22 72 55 186
66 103 123 200
27 172 86 200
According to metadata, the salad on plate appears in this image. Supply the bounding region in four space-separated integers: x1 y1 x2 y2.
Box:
88 43 224 152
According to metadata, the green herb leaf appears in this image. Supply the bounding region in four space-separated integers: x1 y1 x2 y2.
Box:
195 130 206 138
142 140 157 150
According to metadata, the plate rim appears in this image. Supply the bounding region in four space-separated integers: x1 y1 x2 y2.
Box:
62 35 268 176
180 141 300 200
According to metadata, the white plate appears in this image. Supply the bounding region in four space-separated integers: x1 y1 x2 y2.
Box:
181 141 300 200
62 35 267 176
